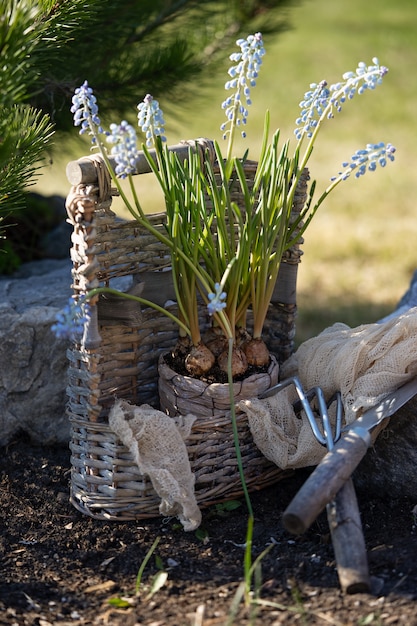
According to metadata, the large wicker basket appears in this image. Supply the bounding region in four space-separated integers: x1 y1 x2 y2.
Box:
65 140 308 521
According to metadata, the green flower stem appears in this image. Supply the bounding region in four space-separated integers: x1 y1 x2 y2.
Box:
86 122 145 219
88 130 212 309
244 514 255 602
159 148 204 345
295 171 349 238
225 334 254 601
296 72 383 186
205 146 255 338
85 287 191 336
142 139 217 290
128 175 145 219
135 536 161 595
225 111 238 167
94 140 216 344
226 336 253 518
177 258 201 345
248 134 297 338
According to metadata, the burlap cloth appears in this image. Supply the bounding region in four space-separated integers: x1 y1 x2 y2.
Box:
109 399 201 531
108 308 417 529
240 307 417 471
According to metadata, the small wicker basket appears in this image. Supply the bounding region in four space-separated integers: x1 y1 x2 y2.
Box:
65 140 308 521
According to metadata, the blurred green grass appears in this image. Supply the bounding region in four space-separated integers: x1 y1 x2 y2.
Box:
37 0 417 343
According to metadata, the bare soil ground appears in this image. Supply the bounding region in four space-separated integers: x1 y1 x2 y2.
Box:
1 436 416 626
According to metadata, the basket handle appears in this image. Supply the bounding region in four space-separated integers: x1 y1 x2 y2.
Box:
66 139 216 186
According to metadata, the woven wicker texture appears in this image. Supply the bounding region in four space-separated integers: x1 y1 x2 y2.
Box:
159 354 279 417
65 143 308 521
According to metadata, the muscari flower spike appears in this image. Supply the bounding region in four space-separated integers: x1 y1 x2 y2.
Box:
106 121 139 178
221 32 265 139
207 283 227 316
137 94 167 147
51 297 91 341
295 58 389 140
71 81 104 141
331 142 396 181
295 80 331 140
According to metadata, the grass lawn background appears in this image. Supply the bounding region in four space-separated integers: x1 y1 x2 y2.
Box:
36 0 417 343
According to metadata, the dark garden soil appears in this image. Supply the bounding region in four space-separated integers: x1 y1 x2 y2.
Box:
1 436 417 626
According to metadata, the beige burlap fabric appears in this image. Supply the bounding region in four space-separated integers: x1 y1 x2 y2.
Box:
109 400 201 531
240 308 417 470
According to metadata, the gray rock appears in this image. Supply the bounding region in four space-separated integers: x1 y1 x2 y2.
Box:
0 260 72 445
1 259 72 310
39 220 73 260
0 259 135 446
378 270 417 323
354 395 417 500
397 269 417 310
36 194 72 259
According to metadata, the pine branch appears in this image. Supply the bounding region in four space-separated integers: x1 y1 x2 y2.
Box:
24 0 297 128
0 105 54 215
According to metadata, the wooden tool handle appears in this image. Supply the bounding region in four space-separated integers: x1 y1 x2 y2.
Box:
328 478 371 594
282 429 370 535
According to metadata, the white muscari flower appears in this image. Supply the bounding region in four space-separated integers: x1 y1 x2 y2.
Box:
295 80 330 140
137 94 166 147
106 120 139 178
51 297 91 341
295 58 389 140
70 81 104 140
329 58 388 112
207 283 227 316
331 142 396 181
221 32 265 139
